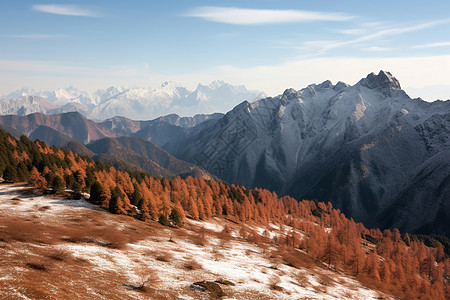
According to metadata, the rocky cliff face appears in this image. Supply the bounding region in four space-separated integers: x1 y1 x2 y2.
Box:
165 71 450 236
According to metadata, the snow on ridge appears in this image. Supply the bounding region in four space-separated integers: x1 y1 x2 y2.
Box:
1 81 263 120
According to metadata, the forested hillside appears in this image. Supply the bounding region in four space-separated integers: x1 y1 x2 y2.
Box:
0 128 449 299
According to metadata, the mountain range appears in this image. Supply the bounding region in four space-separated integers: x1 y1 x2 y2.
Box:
163 71 450 237
0 112 215 179
0 81 264 120
0 71 449 238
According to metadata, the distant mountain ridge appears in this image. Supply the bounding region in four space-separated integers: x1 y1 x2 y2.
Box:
1 81 264 120
0 112 216 179
0 111 223 144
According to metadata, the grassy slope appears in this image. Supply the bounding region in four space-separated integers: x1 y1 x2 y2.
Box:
0 183 389 300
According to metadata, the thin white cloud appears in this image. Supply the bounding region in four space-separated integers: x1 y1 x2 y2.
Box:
414 41 450 48
3 34 68 39
301 19 450 55
33 4 99 17
363 46 391 52
337 28 367 35
184 6 354 25
359 19 450 42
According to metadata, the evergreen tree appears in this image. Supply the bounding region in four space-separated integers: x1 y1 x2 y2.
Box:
89 181 105 205
169 208 183 227
2 165 18 182
130 183 143 207
158 214 170 226
109 186 126 214
17 161 30 182
51 175 65 193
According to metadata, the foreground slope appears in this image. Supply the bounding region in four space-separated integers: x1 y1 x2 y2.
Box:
0 184 388 300
165 71 450 236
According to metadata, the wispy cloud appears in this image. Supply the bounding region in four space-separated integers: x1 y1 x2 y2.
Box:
414 41 450 48
363 46 391 52
33 4 99 17
184 6 354 25
337 28 367 35
301 19 450 55
2 34 68 39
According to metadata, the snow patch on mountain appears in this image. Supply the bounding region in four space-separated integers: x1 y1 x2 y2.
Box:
1 82 264 121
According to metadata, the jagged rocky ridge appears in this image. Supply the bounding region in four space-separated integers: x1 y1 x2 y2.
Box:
164 71 450 237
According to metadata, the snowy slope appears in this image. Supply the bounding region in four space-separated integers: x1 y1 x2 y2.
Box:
0 184 390 299
165 71 450 236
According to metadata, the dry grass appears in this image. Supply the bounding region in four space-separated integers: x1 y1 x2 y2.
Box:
61 226 128 249
343 290 356 298
295 271 310 287
0 216 50 244
268 274 283 291
38 205 51 211
0 185 399 300
317 272 335 287
211 246 225 261
100 228 128 249
186 228 207 246
313 284 328 294
155 252 174 262
281 249 316 269
44 248 72 262
183 258 203 270
216 224 233 247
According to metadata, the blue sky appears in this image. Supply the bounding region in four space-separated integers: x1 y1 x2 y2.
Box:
1 0 450 100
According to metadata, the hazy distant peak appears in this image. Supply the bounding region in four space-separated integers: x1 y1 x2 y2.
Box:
196 80 228 90
0 81 264 120
5 87 36 99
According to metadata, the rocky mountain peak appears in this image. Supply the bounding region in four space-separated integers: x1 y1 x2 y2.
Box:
359 70 401 91
317 80 333 89
281 88 302 102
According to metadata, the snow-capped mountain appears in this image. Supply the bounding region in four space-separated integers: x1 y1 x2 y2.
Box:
0 96 57 116
0 81 264 120
164 71 450 237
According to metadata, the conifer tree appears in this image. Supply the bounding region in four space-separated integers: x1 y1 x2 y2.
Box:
2 165 18 182
89 181 105 205
169 208 183 227
50 175 65 193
